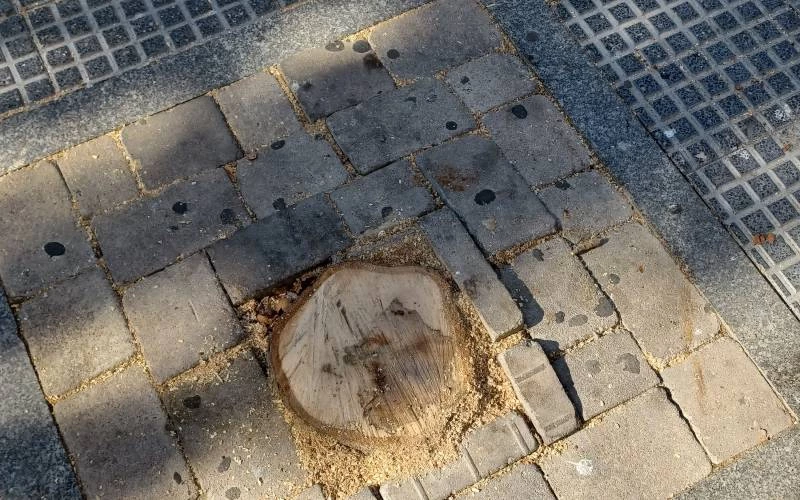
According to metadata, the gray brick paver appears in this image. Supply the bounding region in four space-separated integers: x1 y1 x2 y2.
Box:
418 454 479 500
445 53 536 113
462 412 538 477
379 479 424 500
458 464 554 499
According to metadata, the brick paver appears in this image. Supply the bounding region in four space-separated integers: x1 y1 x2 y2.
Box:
57 135 138 217
458 464 554 499
54 367 195 499
0 161 95 298
662 337 793 464
19 267 135 396
93 168 248 284
583 223 720 363
421 208 522 340
123 253 243 383
539 388 711 499
327 78 475 174
484 95 591 187
280 38 395 120
215 71 303 153
445 53 536 113
418 454 479 500
418 135 556 254
121 96 241 189
165 352 306 499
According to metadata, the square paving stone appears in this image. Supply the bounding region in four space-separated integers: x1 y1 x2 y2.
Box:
368 0 503 79
121 95 241 189
417 135 556 254
280 38 395 120
484 95 592 187
123 253 244 382
93 168 248 284
56 134 139 217
215 71 303 153
418 454 480 500
327 78 475 174
238 131 348 219
54 367 195 499
538 170 633 243
582 223 720 364
380 479 425 500
421 208 522 340
207 194 351 304
553 330 659 421
458 463 554 499
505 237 616 352
19 268 135 396
662 337 793 464
462 411 538 476
539 388 710 499
164 352 306 499
333 159 434 234
0 161 95 298
445 53 536 113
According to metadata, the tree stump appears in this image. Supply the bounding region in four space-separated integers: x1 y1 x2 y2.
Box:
273 264 465 440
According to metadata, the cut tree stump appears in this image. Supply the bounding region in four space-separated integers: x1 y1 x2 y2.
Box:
273 264 465 440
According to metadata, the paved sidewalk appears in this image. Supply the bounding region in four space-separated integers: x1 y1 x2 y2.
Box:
1 0 798 498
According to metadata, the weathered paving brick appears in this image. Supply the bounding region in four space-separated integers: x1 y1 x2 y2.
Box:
0 290 81 499
504 237 616 352
417 135 556 254
380 479 425 500
369 0 503 79
121 96 241 189
333 159 434 234
327 78 475 174
123 253 243 382
539 388 711 499
0 161 95 298
93 168 248 284
582 223 720 363
238 131 348 219
421 208 522 340
458 464 554 499
57 135 138 217
280 38 396 120
165 352 306 499
207 194 351 304
215 71 303 153
484 95 591 187
662 337 793 464
54 367 195 499
19 268 135 396
445 53 536 113
539 170 633 243
462 412 538 476
553 330 659 421
348 487 376 500
499 341 579 443
418 454 479 500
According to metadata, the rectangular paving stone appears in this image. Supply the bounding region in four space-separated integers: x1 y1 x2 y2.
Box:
333 159 434 234
348 487 376 500
56 134 139 217
445 53 536 113
0 290 81 499
499 341 579 443
662 337 793 464
538 170 633 243
207 194 351 304
458 464 554 499
327 78 475 174
484 95 591 187
238 131 349 219
505 237 616 352
553 330 659 421
420 208 522 340
215 71 303 153
462 411 538 476
123 253 244 382
369 0 503 79
165 352 306 499
121 95 241 189
280 38 396 120
539 388 711 499
93 168 248 284
418 453 480 500
417 135 556 254
0 160 95 298
582 223 720 364
54 366 195 499
380 479 425 500
18 267 135 396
